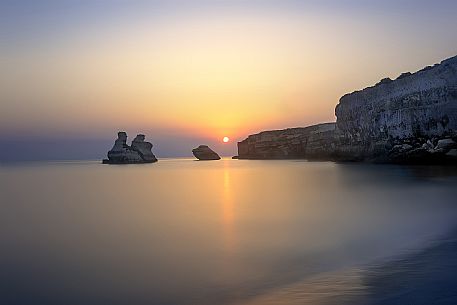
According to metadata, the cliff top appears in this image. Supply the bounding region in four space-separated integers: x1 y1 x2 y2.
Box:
338 54 457 106
240 123 336 143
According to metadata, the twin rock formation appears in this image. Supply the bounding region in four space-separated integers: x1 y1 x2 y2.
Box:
103 132 220 163
238 54 457 163
103 132 157 164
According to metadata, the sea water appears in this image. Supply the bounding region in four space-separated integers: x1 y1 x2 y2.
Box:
1 159 456 305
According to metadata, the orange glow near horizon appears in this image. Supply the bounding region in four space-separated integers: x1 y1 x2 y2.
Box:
0 11 345 140
2 3 456 151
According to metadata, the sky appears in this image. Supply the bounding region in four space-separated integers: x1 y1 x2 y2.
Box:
1 0 457 160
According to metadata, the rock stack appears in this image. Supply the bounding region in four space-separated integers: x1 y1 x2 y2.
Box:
192 145 221 160
103 132 158 164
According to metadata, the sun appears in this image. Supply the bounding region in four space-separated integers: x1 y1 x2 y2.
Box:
223 136 230 143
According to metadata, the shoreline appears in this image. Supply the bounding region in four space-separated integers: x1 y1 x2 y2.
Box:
239 228 457 305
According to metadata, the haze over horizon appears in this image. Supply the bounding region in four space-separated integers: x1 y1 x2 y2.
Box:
2 0 457 160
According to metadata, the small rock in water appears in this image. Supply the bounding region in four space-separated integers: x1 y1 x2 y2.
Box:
192 145 221 160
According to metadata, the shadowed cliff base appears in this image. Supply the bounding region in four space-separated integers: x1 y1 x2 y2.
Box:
238 55 457 164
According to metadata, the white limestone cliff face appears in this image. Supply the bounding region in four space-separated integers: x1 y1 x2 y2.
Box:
103 132 157 164
334 55 457 162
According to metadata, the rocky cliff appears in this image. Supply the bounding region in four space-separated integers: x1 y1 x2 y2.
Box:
334 55 457 163
103 132 157 164
238 55 457 163
237 123 336 159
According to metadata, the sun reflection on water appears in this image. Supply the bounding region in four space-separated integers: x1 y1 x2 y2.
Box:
222 160 236 255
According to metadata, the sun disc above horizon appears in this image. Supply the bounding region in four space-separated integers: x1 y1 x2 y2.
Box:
223 136 230 143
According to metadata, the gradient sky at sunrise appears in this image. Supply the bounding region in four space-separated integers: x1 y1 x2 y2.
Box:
1 0 457 159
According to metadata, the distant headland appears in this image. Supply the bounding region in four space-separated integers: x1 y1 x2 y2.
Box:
237 54 457 164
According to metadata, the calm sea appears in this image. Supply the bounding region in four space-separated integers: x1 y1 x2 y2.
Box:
1 159 457 305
